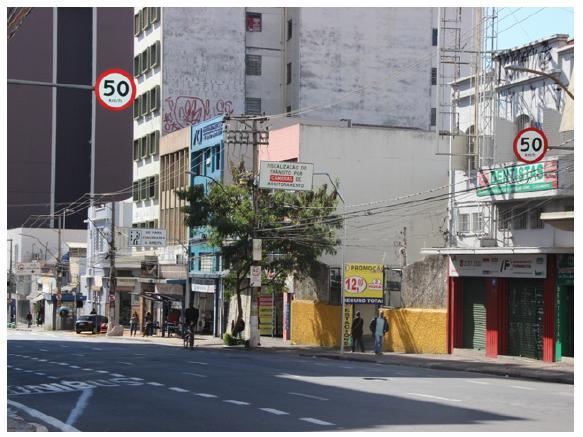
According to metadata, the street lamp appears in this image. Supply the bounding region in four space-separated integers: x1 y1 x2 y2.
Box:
503 65 574 100
314 172 347 354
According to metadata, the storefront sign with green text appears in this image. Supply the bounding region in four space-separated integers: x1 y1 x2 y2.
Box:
477 159 558 196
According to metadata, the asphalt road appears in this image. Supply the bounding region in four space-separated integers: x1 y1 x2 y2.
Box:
7 330 573 432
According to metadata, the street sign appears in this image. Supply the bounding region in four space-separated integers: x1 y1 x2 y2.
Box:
513 127 548 164
259 161 314 192
95 68 136 111
250 265 262 287
129 229 167 247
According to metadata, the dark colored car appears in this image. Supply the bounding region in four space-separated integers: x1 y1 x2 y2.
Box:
75 315 108 334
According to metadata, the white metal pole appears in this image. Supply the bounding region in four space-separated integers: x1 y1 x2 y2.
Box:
340 201 346 354
90 7 97 205
49 7 58 226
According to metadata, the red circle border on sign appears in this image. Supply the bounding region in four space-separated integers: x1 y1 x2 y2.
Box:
94 68 136 112
513 127 548 164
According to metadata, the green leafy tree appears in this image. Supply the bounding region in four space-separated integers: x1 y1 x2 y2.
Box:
177 165 341 337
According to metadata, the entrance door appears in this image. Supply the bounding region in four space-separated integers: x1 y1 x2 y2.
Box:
508 279 544 359
563 286 574 357
462 278 486 350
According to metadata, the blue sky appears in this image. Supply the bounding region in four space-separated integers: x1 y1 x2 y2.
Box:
497 7 574 50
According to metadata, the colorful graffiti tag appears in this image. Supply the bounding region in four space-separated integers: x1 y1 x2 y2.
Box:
163 96 234 134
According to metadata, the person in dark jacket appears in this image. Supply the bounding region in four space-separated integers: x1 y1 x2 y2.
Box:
369 309 390 355
351 311 365 352
26 312 33 328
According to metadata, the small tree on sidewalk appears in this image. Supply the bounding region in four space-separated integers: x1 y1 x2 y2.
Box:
177 164 341 339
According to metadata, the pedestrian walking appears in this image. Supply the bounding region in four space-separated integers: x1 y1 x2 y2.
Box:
130 311 139 337
369 309 389 355
25 312 33 328
351 311 365 352
143 311 153 337
184 303 199 333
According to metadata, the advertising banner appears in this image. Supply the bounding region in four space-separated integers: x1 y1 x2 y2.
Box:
344 263 384 304
449 254 547 278
343 304 353 349
477 159 558 196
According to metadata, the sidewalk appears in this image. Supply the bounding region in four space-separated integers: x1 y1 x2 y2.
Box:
11 325 574 384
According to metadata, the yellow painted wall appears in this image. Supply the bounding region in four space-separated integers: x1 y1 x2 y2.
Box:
291 300 342 347
291 301 448 354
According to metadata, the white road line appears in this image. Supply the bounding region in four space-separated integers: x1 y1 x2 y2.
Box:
8 399 80 432
510 385 535 391
300 417 335 426
182 372 206 378
407 393 462 402
117 362 134 366
260 408 289 416
110 374 125 377
48 376 59 380
466 380 489 385
128 377 144 381
60 345 70 348
38 359 48 362
287 392 329 401
73 354 86 357
82 368 94 371
23 370 33 373
40 349 49 352
193 393 218 398
169 387 190 393
58 363 69 366
313 362 327 366
133 353 146 356
92 348 103 351
338 366 354 369
69 366 81 369
147 382 164 386
187 361 208 365
35 373 46 376
65 388 93 426
14 368 22 371
96 370 109 374
224 400 250 406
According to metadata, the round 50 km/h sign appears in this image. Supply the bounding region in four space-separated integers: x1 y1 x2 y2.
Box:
513 127 548 164
95 68 136 111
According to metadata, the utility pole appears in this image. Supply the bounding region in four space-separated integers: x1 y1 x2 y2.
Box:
108 201 117 328
400 226 407 267
8 239 14 324
55 214 62 331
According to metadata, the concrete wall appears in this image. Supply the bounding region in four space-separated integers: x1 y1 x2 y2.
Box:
384 308 448 354
290 300 341 347
401 255 448 308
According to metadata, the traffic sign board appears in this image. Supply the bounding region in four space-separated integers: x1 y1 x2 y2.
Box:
513 127 548 164
95 68 136 111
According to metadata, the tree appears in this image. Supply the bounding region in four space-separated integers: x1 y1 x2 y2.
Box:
177 164 341 338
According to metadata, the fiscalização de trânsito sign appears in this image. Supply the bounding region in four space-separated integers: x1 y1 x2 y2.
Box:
476 158 558 197
344 263 384 304
259 161 314 192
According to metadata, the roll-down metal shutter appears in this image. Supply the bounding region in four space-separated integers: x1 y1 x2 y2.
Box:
463 278 486 350
508 279 544 359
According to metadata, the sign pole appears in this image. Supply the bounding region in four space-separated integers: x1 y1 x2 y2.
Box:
340 202 346 353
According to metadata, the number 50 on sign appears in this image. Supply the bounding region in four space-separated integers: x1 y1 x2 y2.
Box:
513 127 548 164
95 68 136 111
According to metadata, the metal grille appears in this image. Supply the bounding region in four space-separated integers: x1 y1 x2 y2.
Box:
246 54 262 76
245 98 262 115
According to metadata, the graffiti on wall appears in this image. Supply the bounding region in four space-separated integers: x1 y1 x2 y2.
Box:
163 96 234 134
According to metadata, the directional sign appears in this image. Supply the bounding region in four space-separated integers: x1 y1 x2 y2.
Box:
513 127 548 164
95 68 136 111
129 229 166 247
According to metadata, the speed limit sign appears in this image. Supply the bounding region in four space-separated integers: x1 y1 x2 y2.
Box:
513 127 548 164
95 68 136 111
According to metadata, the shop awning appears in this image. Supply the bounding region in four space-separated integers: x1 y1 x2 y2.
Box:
421 246 574 255
540 211 574 231
141 291 182 303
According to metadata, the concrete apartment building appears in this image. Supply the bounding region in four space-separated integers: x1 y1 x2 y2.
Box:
7 7 133 230
423 35 574 362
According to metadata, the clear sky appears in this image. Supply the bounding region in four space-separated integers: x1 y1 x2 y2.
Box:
497 7 574 50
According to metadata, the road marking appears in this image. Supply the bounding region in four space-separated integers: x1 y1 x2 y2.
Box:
224 400 250 406
96 370 109 374
69 366 81 369
133 353 146 356
117 362 134 366
287 392 329 401
58 363 69 366
65 388 93 426
8 399 80 432
193 393 217 398
182 372 206 378
510 385 535 391
338 365 354 369
407 393 461 402
188 361 208 365
60 345 70 348
73 354 86 357
260 408 289 415
23 370 33 373
49 362 60 365
466 380 489 385
35 373 46 376
38 359 48 362
48 376 59 380
300 417 335 426
82 368 94 371
128 377 144 381
110 374 125 377
92 348 103 351
14 368 22 371
169 387 189 393
147 382 164 386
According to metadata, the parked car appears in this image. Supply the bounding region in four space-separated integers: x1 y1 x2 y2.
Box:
75 315 108 334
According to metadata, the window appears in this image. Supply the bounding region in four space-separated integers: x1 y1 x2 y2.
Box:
142 134 151 157
530 208 544 229
133 96 140 119
431 67 437 85
472 212 483 233
513 207 527 230
149 7 160 24
141 7 149 31
245 97 262 115
134 12 141 36
329 267 341 305
132 181 139 201
287 19 293 40
286 105 292 116
515 114 531 134
133 139 141 161
149 131 159 155
149 41 160 69
141 92 149 116
246 12 262 32
139 179 147 201
466 125 478 171
432 28 438 46
154 175 159 199
199 253 214 272
498 205 512 230
191 152 201 176
286 62 292 84
430 107 436 126
149 86 160 112
140 50 149 74
148 176 156 199
214 144 221 171
245 54 262 76
457 213 470 233
133 55 140 77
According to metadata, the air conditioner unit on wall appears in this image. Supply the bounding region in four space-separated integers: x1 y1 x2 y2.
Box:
479 238 497 248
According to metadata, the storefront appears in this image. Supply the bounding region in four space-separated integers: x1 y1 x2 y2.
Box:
556 254 574 359
190 279 217 334
447 252 565 362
